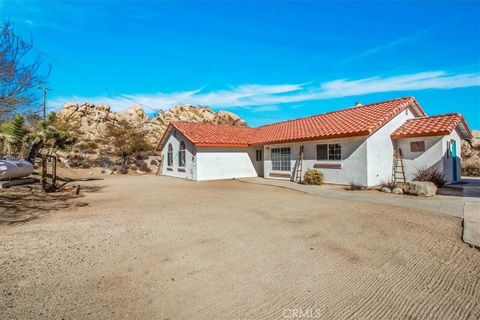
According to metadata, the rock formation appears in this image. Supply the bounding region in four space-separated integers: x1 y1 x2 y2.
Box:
57 102 247 146
54 102 247 173
462 130 480 176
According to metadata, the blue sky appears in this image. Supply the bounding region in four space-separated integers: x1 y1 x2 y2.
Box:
1 1 479 128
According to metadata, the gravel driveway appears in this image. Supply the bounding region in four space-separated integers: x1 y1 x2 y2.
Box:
1 175 479 319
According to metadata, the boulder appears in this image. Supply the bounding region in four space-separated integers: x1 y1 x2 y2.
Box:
392 187 403 194
381 187 392 193
101 169 113 175
56 101 247 167
407 181 437 197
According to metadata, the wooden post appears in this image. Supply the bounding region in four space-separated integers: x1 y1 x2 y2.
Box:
41 156 47 192
51 156 57 190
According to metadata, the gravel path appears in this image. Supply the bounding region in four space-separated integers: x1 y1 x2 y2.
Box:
1 175 479 319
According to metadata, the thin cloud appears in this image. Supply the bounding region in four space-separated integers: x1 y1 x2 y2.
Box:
50 70 480 112
336 25 436 66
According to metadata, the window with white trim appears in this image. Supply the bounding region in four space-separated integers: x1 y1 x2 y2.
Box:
178 141 186 167
271 147 291 171
317 144 342 160
167 143 173 166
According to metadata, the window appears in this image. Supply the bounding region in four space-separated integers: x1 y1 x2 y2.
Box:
271 147 291 171
410 141 425 152
256 149 262 161
317 144 327 160
178 141 186 167
317 144 342 160
167 144 173 166
328 144 341 160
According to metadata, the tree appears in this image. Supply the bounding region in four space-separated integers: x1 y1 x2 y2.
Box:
0 22 50 120
0 114 27 156
103 120 152 173
0 111 75 161
25 111 75 162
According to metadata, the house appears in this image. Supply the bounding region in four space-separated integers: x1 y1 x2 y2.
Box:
156 97 472 186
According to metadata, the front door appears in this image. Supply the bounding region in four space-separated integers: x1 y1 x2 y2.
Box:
451 140 458 181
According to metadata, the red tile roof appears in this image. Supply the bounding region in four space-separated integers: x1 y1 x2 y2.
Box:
158 97 454 149
391 113 473 140
168 122 258 147
250 96 424 144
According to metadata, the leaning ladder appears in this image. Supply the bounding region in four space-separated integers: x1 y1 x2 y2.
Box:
293 146 304 183
392 148 406 185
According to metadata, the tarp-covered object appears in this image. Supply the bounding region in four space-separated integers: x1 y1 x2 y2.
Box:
0 157 34 180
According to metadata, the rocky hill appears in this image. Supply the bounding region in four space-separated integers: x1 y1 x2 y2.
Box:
57 102 247 146
462 130 480 176
55 102 246 173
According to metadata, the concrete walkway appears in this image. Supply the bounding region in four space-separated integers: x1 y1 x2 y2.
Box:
239 178 466 218
458 178 480 248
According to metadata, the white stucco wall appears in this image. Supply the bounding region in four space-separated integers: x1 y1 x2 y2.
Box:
395 136 444 182
394 129 462 184
262 136 369 186
195 147 259 181
161 130 196 180
366 107 416 186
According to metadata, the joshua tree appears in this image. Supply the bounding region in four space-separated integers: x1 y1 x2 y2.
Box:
25 112 75 162
0 111 75 160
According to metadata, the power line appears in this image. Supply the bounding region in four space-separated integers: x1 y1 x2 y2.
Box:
12 31 159 113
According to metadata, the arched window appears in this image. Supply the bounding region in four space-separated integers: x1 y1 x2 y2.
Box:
178 141 186 167
167 144 173 166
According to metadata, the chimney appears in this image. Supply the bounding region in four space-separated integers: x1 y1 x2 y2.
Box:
355 101 363 107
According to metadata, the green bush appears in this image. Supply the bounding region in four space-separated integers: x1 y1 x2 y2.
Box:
303 168 325 185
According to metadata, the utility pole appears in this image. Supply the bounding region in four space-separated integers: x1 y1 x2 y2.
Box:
37 86 51 120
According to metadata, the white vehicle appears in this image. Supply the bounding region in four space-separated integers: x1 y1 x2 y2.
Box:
0 157 34 180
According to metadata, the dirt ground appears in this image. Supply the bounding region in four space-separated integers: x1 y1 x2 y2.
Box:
1 173 479 320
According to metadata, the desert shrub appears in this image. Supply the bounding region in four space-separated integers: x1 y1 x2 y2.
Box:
138 161 152 172
68 153 92 168
462 164 480 177
462 158 480 177
102 120 152 168
381 180 396 189
135 151 150 160
131 160 151 172
88 141 98 149
348 183 364 191
76 142 90 152
303 168 324 185
413 167 447 187
95 155 114 168
150 159 158 166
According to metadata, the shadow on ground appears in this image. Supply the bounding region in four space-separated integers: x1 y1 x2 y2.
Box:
438 178 480 198
0 183 103 225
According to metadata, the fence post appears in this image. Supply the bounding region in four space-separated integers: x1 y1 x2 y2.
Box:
41 156 47 192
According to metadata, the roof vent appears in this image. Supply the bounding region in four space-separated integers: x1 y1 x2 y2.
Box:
355 101 363 107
